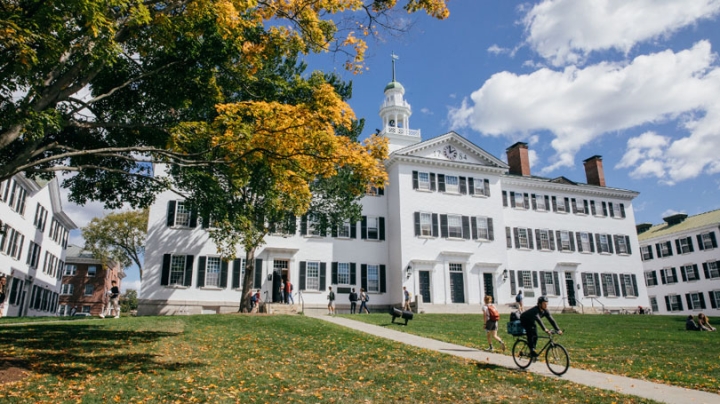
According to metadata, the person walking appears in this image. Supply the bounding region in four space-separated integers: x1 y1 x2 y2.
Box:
327 286 336 315
520 296 562 357
285 280 294 304
0 276 7 318
279 280 285 303
359 288 370 314
515 290 524 312
349 288 358 314
403 286 411 311
482 295 506 352
106 280 121 318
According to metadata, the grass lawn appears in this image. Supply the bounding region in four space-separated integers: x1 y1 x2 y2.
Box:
344 312 720 394
0 315 660 403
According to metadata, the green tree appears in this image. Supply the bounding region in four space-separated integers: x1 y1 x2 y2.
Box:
82 209 147 279
120 289 138 313
1 0 449 209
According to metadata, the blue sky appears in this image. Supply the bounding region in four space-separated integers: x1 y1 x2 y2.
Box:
62 1 720 291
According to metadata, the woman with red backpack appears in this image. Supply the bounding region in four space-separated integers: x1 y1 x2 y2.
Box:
482 295 506 352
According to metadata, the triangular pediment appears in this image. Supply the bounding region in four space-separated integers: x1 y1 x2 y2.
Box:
392 132 508 169
549 176 577 185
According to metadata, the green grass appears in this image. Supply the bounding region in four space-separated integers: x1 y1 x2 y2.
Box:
0 315 660 403
344 312 720 394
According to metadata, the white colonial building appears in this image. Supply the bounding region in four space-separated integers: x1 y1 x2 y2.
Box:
638 210 720 316
0 175 76 317
139 76 648 315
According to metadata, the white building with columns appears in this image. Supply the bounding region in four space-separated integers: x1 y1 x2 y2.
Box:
138 74 648 315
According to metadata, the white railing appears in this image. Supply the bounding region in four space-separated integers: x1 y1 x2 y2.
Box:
382 127 421 138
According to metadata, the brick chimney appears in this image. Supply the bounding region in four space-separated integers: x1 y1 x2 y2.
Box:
506 142 530 176
583 155 605 187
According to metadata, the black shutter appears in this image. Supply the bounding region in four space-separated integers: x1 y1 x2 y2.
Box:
711 232 718 248
595 234 602 252
703 263 710 279
468 177 475 195
675 239 681 255
613 274 621 296
459 177 467 194
361 264 368 291
350 220 357 239
655 243 662 257
299 262 306 291
614 235 620 255
197 256 206 287
681 266 687 282
432 213 439 237
361 216 367 239
555 231 562 250
523 193 530 209
551 196 557 212
378 187 384 196
331 224 338 238
549 230 555 251
332 262 338 285
590 200 596 215
569 232 575 251
513 227 519 249
576 232 583 252
625 236 632 255
379 217 385 241
300 216 307 235
438 174 445 192
254 259 262 289
608 237 614 254
699 293 706 309
620 203 626 218
666 241 673 256
564 197 570 212
581 273 588 296
665 296 671 311
532 271 538 288
189 209 198 228
608 203 614 218
571 198 577 213
540 271 547 295
698 234 705 250
535 229 542 249
487 218 494 240
184 255 194 287
506 227 512 248
527 228 534 249
510 191 516 208
220 260 229 288
414 212 421 236
161 254 171 285
462 216 470 240
531 194 537 210
593 273 601 296
686 294 693 310
687 236 694 252
440 215 448 238
430 173 436 191
166 201 176 227
502 191 508 207
553 272 560 295
380 265 386 293
671 267 677 283
232 259 242 289
584 199 589 214
631 274 638 297
484 179 490 196
601 274 608 296
471 217 478 240
544 196 550 210
320 262 327 291
517 271 523 288
660 269 667 284
602 202 608 216
412 171 419 189
710 292 717 309
350 263 356 285
510 270 516 295
678 297 684 311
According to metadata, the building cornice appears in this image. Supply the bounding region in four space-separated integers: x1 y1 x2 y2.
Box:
502 175 639 200
386 154 507 175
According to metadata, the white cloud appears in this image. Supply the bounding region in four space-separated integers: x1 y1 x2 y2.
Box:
488 44 510 55
523 0 720 66
448 41 720 182
121 279 141 293
661 208 685 218
420 107 433 115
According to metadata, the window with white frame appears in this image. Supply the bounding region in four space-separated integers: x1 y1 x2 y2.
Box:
710 291 720 309
611 202 622 218
337 220 351 238
659 242 672 257
707 261 720 279
473 178 487 196
61 284 74 295
26 241 41 269
475 217 490 240
520 270 532 289
447 215 462 238
170 255 188 285
644 271 658 287
306 215 321 236
700 232 716 249
582 273 598 296
64 264 77 276
337 262 350 285
305 261 320 291
556 197 567 213
87 266 97 277
6 181 27 214
418 172 430 190
81 305 91 313
420 213 433 237
444 175 459 193
578 232 591 252
662 268 678 284
84 285 94 295
34 204 48 231
1 226 24 260
559 231 572 251
682 264 700 281
367 264 380 292
641 245 653 261
366 217 379 240
616 235 629 254
621 274 636 297
602 273 617 297
535 194 547 211
538 229 551 250
174 202 192 227
649 296 659 313
688 292 703 310
667 295 682 311
517 228 531 249
205 257 222 287
678 237 692 254
543 272 557 295
514 192 526 209
598 234 611 253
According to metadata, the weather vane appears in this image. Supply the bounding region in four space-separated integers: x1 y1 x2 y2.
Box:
391 52 399 81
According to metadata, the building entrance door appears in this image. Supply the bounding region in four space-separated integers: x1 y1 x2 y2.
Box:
565 272 576 306
449 272 465 303
483 273 494 301
419 271 431 303
273 260 289 303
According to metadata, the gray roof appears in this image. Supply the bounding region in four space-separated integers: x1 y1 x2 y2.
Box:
638 209 720 241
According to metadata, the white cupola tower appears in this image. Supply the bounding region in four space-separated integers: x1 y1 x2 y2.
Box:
379 54 421 152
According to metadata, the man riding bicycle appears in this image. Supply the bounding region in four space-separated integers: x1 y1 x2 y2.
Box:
520 296 563 357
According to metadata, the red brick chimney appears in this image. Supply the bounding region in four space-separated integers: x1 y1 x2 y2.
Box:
583 155 606 187
506 142 530 176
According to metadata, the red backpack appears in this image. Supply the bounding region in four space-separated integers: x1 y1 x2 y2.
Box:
487 305 500 321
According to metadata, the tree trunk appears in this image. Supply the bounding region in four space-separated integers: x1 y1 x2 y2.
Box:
239 246 257 312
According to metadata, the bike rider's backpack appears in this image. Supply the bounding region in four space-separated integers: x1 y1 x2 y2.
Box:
509 310 521 322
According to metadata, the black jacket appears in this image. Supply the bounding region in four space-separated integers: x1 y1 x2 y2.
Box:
520 306 560 331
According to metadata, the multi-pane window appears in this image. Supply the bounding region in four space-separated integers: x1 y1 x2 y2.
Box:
418 172 430 190
520 270 532 289
616 235 629 254
543 272 557 295
61 284 74 295
559 231 571 251
447 215 462 238
667 295 682 311
26 242 41 269
677 237 693 254
174 202 192 227
556 197 567 213
473 178 488 196
709 291 720 309
337 262 350 285
306 215 321 236
682 264 700 281
700 232 716 249
1 226 24 260
205 257 222 287
170 255 188 285
578 232 591 252
84 285 94 296
514 192 526 209
337 220 351 238
538 229 551 250
420 213 433 237
641 245 653 261
34 204 48 232
611 202 623 218
64 264 77 276
475 217 490 240
705 261 719 279
649 296 659 313
644 271 658 287
367 264 380 292
582 273 598 296
445 175 459 193
43 252 59 277
5 180 27 215
621 274 636 297
535 194 547 211
87 266 97 277
659 242 672 257
602 274 617 297
366 217 379 240
597 234 611 253
305 261 320 291
662 268 678 284
517 228 531 249
688 292 703 310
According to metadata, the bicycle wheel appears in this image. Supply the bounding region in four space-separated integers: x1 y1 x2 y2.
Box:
512 339 533 369
545 343 570 376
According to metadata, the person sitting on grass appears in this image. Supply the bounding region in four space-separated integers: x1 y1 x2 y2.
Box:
698 313 716 331
686 315 701 331
520 296 562 358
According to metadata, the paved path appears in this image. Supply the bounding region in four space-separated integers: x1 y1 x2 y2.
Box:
310 314 718 404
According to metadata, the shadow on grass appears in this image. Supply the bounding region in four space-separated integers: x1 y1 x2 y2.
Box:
0 324 198 379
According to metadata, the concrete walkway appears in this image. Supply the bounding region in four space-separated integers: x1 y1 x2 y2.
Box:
310 314 718 404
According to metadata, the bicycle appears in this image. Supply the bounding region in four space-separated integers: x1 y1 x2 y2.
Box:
512 330 570 376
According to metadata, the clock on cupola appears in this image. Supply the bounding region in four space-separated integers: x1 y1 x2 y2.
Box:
443 145 458 160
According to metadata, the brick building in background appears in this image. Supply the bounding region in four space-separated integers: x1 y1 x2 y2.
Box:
59 245 124 316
